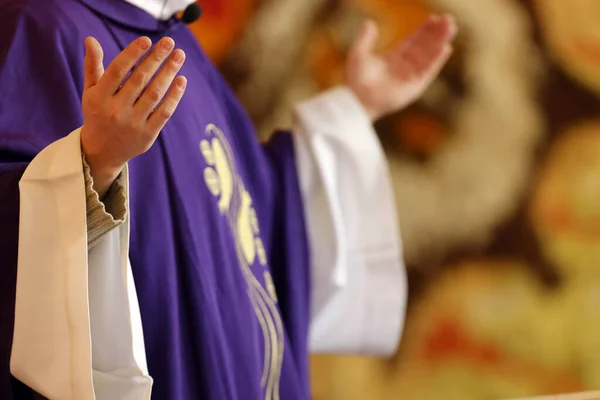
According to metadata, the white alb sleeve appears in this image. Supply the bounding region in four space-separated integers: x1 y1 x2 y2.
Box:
11 128 151 400
293 86 407 356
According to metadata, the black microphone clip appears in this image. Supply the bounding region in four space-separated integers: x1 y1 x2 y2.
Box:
180 3 203 24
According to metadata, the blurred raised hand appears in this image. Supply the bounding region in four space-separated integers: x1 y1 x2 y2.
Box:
345 15 457 121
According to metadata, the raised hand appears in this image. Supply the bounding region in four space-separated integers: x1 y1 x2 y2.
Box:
81 36 187 197
345 15 457 121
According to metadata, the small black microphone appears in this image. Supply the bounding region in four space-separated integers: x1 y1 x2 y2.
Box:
180 3 203 24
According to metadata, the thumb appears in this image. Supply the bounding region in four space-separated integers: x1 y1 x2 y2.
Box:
349 19 379 60
83 37 104 90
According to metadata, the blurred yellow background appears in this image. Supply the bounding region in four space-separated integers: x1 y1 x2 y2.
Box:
192 0 600 398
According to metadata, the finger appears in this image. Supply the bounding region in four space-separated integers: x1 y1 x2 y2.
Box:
441 14 458 41
423 44 453 80
415 15 456 49
389 15 454 74
384 18 435 73
390 16 438 56
135 49 186 118
349 19 379 60
387 57 417 81
118 37 175 105
97 36 152 96
385 46 421 81
146 76 187 133
390 42 453 84
83 37 104 90
404 38 445 73
413 14 457 44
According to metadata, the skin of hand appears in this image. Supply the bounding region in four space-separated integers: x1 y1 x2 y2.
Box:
80 36 187 198
345 14 458 122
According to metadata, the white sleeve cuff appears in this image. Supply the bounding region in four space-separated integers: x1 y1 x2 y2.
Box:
293 86 407 356
12 128 151 400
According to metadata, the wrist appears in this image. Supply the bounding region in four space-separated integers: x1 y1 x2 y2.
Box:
81 131 124 199
363 105 380 122
81 152 123 200
92 164 122 199
346 85 382 123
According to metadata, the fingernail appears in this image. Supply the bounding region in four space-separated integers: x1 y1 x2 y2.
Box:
161 38 174 50
177 77 187 89
172 50 185 64
138 37 151 50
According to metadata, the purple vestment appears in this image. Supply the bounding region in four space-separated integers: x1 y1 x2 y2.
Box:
0 0 312 398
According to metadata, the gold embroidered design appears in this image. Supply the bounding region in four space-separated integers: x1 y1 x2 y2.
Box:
264 271 278 302
202 124 284 400
203 168 221 196
256 237 268 267
237 187 257 265
199 139 215 166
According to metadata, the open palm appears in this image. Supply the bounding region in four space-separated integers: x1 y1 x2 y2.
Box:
345 15 457 121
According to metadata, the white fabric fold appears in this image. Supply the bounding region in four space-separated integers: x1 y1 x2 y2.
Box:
11 128 151 400
123 0 196 20
293 87 407 356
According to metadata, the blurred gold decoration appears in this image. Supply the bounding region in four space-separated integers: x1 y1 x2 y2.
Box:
530 120 600 281
534 0 600 97
393 262 582 399
350 0 433 42
313 261 586 400
393 109 448 155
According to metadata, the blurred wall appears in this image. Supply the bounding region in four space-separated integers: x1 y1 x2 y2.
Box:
192 0 600 398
